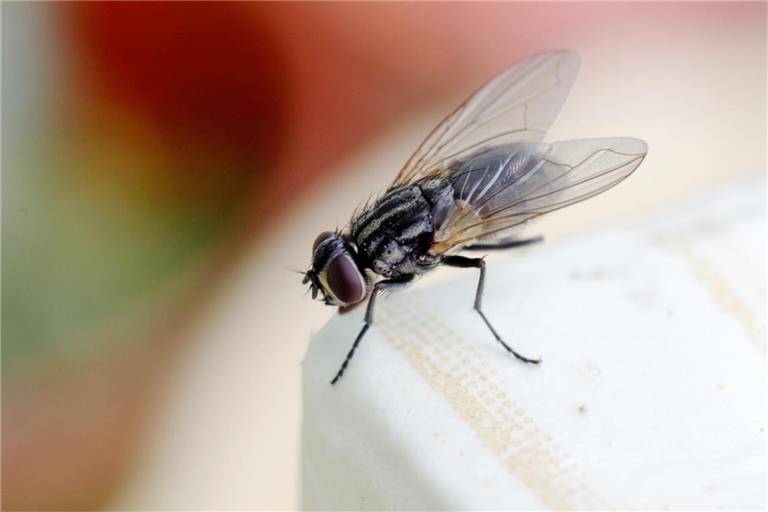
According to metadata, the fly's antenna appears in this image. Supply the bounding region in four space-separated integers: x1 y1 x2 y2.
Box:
294 268 312 296
301 268 321 299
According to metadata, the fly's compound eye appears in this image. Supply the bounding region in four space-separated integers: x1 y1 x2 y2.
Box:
313 231 335 253
325 254 366 306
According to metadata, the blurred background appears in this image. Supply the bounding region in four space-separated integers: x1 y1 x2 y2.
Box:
2 2 765 510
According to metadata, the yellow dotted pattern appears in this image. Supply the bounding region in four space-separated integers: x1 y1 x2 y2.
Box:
671 241 765 351
377 302 612 510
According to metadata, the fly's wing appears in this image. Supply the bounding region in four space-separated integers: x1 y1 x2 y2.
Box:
430 138 648 254
391 50 580 189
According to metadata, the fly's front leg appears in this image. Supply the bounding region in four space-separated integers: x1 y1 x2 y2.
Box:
442 255 540 364
330 274 414 385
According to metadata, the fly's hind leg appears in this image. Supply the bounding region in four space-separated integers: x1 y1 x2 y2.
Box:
462 235 544 251
331 274 414 385
442 255 540 364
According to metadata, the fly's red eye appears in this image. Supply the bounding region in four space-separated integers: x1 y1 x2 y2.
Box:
326 254 365 305
313 231 335 252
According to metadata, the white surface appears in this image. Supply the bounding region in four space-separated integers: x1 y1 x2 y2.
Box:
302 178 766 510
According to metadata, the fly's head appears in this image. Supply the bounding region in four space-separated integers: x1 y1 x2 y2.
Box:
303 231 368 309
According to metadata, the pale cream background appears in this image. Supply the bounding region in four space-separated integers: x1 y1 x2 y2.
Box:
113 15 765 510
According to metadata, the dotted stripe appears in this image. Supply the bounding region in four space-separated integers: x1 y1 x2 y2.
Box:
670 241 765 352
377 302 612 510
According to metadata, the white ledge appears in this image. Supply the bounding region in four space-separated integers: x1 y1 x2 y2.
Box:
302 177 766 510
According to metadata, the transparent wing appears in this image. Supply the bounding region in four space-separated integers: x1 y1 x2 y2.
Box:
391 50 580 189
430 138 648 254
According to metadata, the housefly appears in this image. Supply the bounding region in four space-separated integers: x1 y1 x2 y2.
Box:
302 50 647 385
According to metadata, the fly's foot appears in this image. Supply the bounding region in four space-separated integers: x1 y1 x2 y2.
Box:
498 338 541 364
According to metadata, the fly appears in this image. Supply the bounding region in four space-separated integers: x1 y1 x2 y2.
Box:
302 50 647 385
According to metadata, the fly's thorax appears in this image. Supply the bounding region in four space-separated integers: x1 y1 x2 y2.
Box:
351 185 427 257
351 186 423 243
420 178 455 231
348 180 454 279
308 232 368 306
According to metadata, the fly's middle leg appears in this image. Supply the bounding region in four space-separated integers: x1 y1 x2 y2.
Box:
330 274 414 385
442 255 541 365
